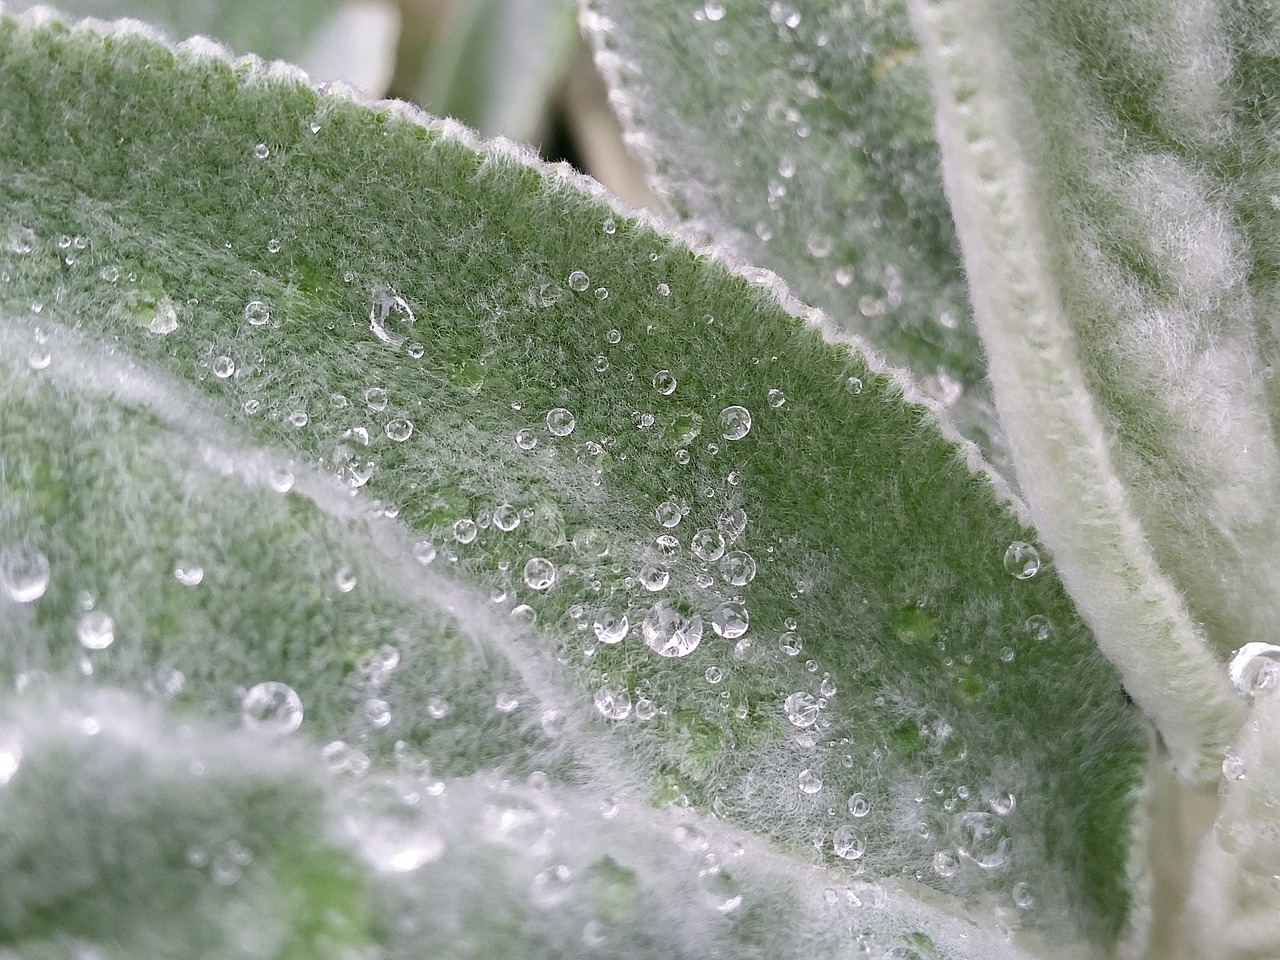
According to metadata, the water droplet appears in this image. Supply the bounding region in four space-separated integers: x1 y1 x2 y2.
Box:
546 408 576 437
832 825 865 859
806 233 834 258
1229 642 1280 697
8 227 35 254
267 468 294 493
606 328 622 344
495 691 519 713
956 812 1011 870
711 600 749 639
932 850 959 877
642 600 704 657
593 355 609 372
243 299 271 326
593 611 628 644
602 217 617 235
655 500 683 529
638 564 670 592
656 283 671 297
568 270 590 292
847 793 869 817
369 283 415 346
767 388 786 408
322 740 371 776
27 348 50 370
784 691 819 727
1223 753 1247 780
717 507 748 542
364 698 391 728
523 557 556 590
493 503 521 532
780 631 803 656
719 551 756 586
241 682 303 735
798 768 823 794
0 549 50 603
1025 614 1051 642
820 675 837 697
1003 541 1040 579
76 610 115 650
412 540 437 565
704 0 726 19
515 427 538 450
253 143 270 159
453 518 479 544
267 238 282 254
212 355 235 378
426 696 451 719
287 409 309 428
653 534 680 560
149 299 179 335
635 697 658 720
173 563 204 586
385 418 414 442
705 665 723 683
719 405 752 440
845 376 863 394
594 685 632 720
1013 881 1035 909
691 528 726 561
334 566 358 593
652 370 677 395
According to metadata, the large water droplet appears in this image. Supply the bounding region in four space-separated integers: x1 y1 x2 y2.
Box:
711 600 749 639
797 768 823 794
0 548 50 603
642 601 704 658
76 610 115 650
1228 642 1280 698
832 825 866 859
594 685 632 720
593 610 629 644
784 691 819 727
691 528 726 561
719 405 752 440
523 557 556 591
369 283 415 346
493 503 521 532
1003 541 1040 579
546 408 576 437
241 681 304 735
718 551 756 586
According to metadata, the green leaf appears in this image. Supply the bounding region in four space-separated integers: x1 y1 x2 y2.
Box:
580 0 1008 472
0 8 1149 954
903 0 1258 783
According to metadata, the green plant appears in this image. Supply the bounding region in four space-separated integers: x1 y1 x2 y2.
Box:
0 0 1269 957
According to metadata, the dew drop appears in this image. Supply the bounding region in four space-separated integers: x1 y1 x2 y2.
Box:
593 611 629 644
932 850 959 877
780 631 803 656
1026 614 1051 642
1228 642 1280 698
652 370 677 395
253 143 270 159
546 407 576 437
845 376 863 394
594 685 632 720
767 388 786 408
635 697 658 720
495 692 519 713
657 282 671 297
334 567 358 593
602 218 616 235
655 500 683 528
149 300 179 336
705 666 723 684
523 557 556 591
76 610 115 650
0 549 50 603
426 696 451 719
241 681 303 735
638 565 670 592
412 540 437 564
1013 881 1036 909
493 503 521 532
832 825 865 859
453 518 479 545
718 551 756 586
719 405 752 440
243 299 271 325
287 409 309 428
212 355 235 379
568 270 590 292
1223 753 1247 780
267 468 294 493
798 768 824 794
369 283 415 346
515 427 538 450
1003 541 1040 579
784 691 819 727
174 563 204 586
364 698 391 728
717 507 748 543
691 528 726 561
267 238 282 254
385 418 414 442
642 600 704 657
27 348 50 371
8 227 35 254
848 793 870 818
711 600 749 639
606 328 622 345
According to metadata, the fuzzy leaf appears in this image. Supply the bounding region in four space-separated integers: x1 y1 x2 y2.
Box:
579 0 1008 472
903 0 1265 784
0 8 1149 955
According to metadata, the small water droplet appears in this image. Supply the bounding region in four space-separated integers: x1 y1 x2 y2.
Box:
568 270 590 292
655 499 683 529
606 328 622 344
211 355 235 379
832 825 865 859
847 793 870 817
0 549 50 603
767 388 786 408
705 665 723 684
1025 614 1051 642
243 299 271 326
149 299 179 335
253 143 270 159
8 227 35 254
76 610 115 650
241 681 303 735
784 691 819 727
412 540 437 564
364 698 391 728
1013 881 1036 909
546 408 576 437
493 503 521 532
719 405 752 440
932 850 959 877
638 564 670 592
453 518 479 544
652 370 677 395
334 566 358 593
656 283 671 297
426 696 451 719
845 376 863 394
267 238 282 254
1223 753 1247 780
287 409 309 428
173 563 204 586
806 234 834 258
385 418 414 442
1003 541 1041 579
523 557 556 590
711 600 749 639
267 468 294 493
27 348 50 371
594 685 632 720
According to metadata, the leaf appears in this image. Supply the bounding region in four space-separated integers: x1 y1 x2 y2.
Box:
903 0 1258 783
0 8 1149 954
579 0 1009 473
